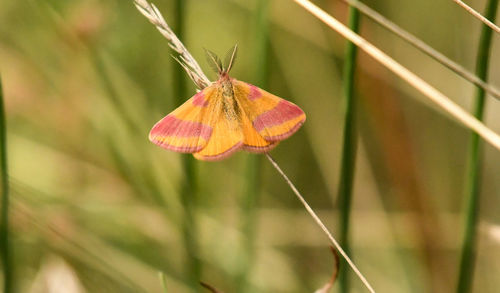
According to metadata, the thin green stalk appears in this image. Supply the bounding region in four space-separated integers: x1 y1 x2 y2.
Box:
236 1 269 292
159 272 169 293
90 50 139 134
179 155 199 290
456 1 498 292
0 76 12 293
338 6 360 293
237 155 261 293
172 0 201 290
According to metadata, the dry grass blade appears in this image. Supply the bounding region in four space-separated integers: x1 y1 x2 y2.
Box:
314 247 340 293
158 272 168 293
294 0 500 152
200 282 224 293
133 0 211 89
199 247 340 293
452 0 500 34
343 0 500 100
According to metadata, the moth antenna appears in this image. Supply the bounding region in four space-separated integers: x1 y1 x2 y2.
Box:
224 44 238 73
204 48 223 74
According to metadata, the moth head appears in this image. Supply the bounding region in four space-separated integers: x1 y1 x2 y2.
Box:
204 44 238 78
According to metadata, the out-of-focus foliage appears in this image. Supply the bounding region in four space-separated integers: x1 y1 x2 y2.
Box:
0 0 499 292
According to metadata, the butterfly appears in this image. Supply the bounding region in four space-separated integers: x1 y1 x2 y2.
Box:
149 45 306 161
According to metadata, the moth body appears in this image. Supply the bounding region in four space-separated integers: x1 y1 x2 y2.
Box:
218 76 240 123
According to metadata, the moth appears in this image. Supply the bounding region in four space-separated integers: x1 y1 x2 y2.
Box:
149 46 306 161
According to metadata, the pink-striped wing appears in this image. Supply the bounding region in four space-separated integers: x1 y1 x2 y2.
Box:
232 80 306 143
149 86 217 153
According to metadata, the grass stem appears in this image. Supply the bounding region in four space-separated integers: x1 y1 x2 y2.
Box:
159 272 169 293
172 0 201 290
0 76 12 293
236 1 270 292
237 154 261 292
338 5 360 293
456 1 498 292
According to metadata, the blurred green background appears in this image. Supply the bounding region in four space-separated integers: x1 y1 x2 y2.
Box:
0 0 499 292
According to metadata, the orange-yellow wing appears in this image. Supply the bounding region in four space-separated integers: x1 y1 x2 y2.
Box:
149 86 218 153
232 79 306 147
238 109 279 152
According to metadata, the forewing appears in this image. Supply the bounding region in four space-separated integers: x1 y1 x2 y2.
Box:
149 86 217 153
233 79 306 142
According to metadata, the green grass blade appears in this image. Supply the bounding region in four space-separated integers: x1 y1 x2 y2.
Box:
237 154 261 293
0 76 12 293
90 50 140 134
253 0 271 91
236 1 269 292
173 0 201 290
456 1 499 292
179 156 199 290
159 271 169 293
337 6 360 293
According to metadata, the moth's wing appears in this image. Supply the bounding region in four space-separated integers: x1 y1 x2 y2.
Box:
237 101 279 153
193 90 244 161
149 86 218 153
239 111 279 152
233 80 306 145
